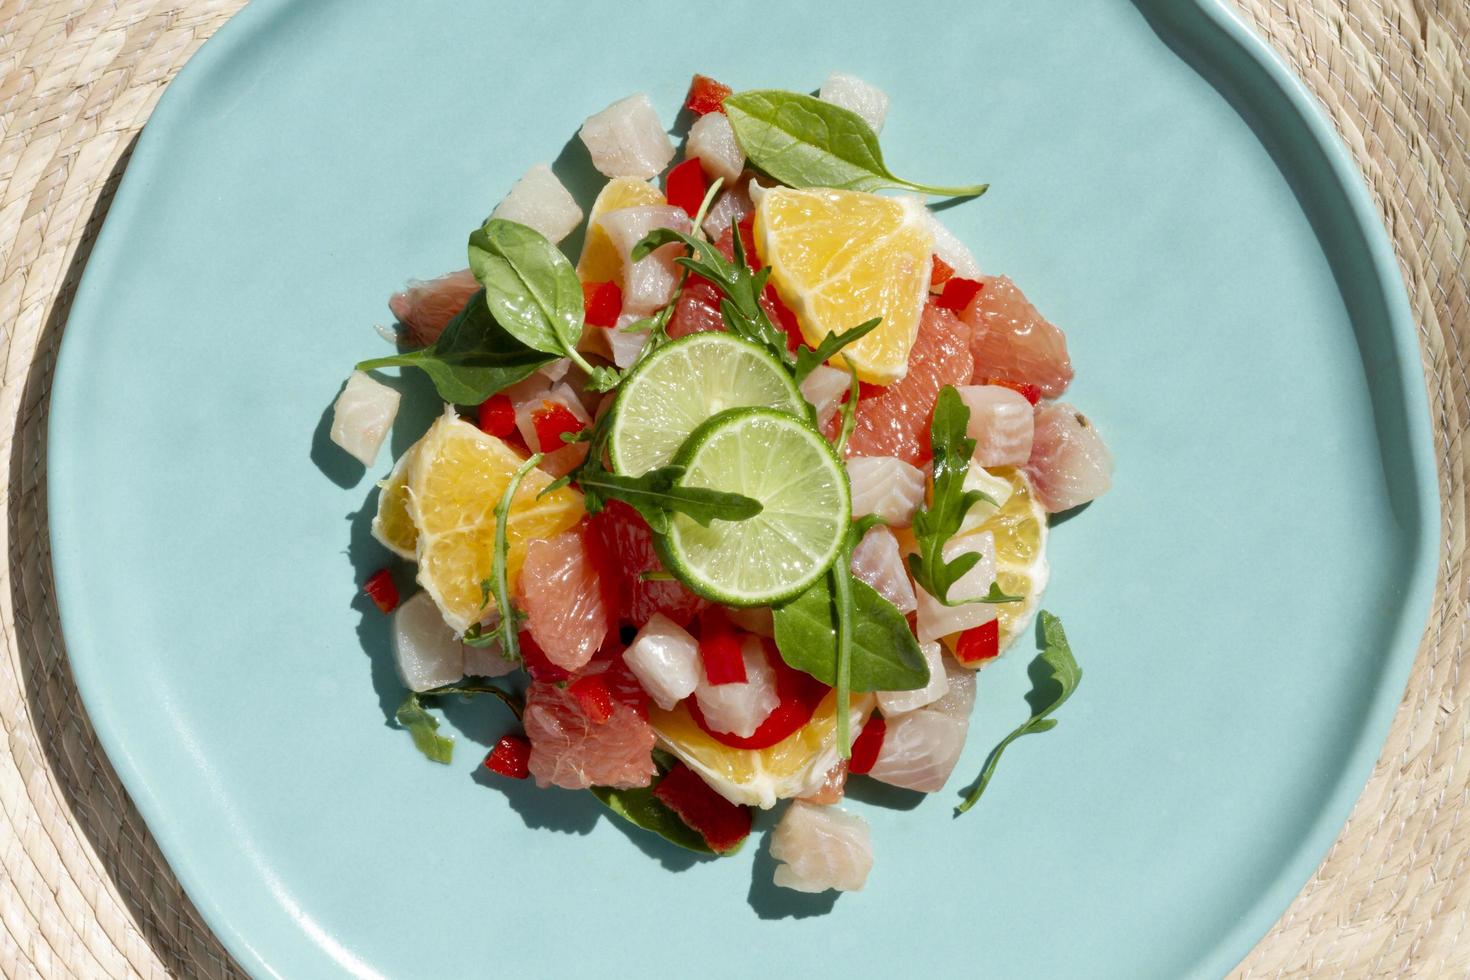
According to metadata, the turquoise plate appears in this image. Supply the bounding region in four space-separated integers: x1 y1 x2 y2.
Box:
49 0 1438 976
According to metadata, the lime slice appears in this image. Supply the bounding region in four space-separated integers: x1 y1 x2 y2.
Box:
608 333 805 476
658 408 850 606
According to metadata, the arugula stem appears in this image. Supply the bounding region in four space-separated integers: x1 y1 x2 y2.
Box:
832 551 856 759
492 453 543 660
421 681 525 720
898 180 990 199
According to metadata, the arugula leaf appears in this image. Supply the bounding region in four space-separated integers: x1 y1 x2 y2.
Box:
955 611 1081 814
490 454 542 660
395 693 455 764
589 753 728 856
772 568 929 693
419 681 525 720
906 386 1008 605
469 219 620 390
724 90 989 198
575 465 761 534
792 317 881 385
358 288 554 403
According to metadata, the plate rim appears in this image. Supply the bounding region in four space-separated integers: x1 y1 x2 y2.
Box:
44 1 1442 977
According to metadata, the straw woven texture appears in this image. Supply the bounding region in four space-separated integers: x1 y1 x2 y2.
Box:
0 1 1464 976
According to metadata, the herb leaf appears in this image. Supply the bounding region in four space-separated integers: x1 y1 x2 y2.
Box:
395 693 455 764
490 454 542 660
772 569 929 693
724 90 989 198
590 752 730 856
906 386 1005 604
955 611 1081 814
835 366 859 457
792 317 881 385
358 288 554 403
575 465 761 534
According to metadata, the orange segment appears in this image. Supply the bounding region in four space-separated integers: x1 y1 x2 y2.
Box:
576 177 665 284
754 187 933 384
650 692 875 808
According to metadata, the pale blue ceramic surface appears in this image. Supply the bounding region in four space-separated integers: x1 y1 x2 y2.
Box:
48 0 1438 976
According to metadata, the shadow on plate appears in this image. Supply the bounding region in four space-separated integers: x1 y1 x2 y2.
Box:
746 826 840 920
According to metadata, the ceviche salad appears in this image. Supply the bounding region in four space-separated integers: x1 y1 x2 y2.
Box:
329 72 1113 893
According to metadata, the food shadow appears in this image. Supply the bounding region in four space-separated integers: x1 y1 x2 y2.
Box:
746 823 840 920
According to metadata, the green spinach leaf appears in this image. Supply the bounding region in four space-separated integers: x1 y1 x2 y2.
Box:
772 571 929 693
358 288 554 404
724 91 989 198
955 611 1081 814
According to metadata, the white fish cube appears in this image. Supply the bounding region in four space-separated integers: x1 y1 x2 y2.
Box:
686 111 746 183
1025 402 1114 513
393 592 466 692
624 613 701 711
929 660 977 717
850 526 917 614
819 72 890 133
331 371 400 466
800 364 851 430
463 642 518 679
489 163 584 245
914 531 997 641
955 384 1034 467
922 210 982 279
846 456 926 527
726 606 775 637
877 640 950 716
596 205 692 316
770 801 873 893
579 93 675 179
605 316 649 369
693 636 780 738
702 184 752 240
513 382 593 452
867 706 969 793
957 464 1014 536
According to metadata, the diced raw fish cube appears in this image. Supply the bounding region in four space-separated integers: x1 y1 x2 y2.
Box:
513 382 593 453
914 531 997 642
956 464 1014 536
846 456 925 527
463 641 518 679
693 636 780 738
867 706 968 793
799 763 847 805
624 613 702 711
725 606 775 637
770 801 873 893
596 205 692 316
819 72 890 133
955 384 1034 467
605 315 649 369
331 371 400 466
686 111 746 183
392 592 465 692
501 370 553 404
850 526 917 614
877 640 949 716
800 364 851 430
489 163 583 244
922 210 981 279
1025 402 1114 513
928 660 977 719
702 184 753 240
579 93 675 179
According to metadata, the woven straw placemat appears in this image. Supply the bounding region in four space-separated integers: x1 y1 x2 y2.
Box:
1 1 1465 976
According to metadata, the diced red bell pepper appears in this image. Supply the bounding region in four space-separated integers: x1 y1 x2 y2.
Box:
698 608 747 685
982 377 1043 405
531 402 587 452
688 638 829 750
483 734 531 779
935 276 984 313
954 619 1000 665
520 631 571 683
847 714 886 775
653 762 752 853
363 568 399 614
930 254 955 289
568 674 616 724
684 74 733 115
582 280 623 328
477 393 517 438
666 158 710 220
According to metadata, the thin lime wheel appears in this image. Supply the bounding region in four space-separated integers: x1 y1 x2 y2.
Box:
658 408 850 606
608 333 805 476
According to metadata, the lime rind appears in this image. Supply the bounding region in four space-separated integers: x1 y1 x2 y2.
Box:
608 333 806 476
659 408 851 607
